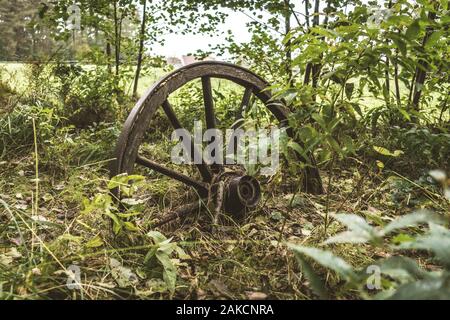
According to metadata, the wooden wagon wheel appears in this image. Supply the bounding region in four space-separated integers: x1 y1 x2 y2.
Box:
110 61 323 226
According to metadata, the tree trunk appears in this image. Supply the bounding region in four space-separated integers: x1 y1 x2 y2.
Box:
305 0 310 28
311 0 321 91
393 49 401 107
410 9 438 110
133 0 148 98
284 0 293 85
113 1 120 76
106 42 112 73
384 0 393 109
384 55 391 107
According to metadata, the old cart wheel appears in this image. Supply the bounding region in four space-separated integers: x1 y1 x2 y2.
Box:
110 61 323 227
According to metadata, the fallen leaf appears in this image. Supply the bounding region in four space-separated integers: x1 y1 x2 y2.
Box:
246 291 268 300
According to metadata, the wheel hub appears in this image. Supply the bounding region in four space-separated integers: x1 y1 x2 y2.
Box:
224 175 261 216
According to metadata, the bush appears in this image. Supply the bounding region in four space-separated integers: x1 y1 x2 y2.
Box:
289 172 450 300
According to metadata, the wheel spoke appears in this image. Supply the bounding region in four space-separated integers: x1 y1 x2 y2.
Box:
233 87 252 129
202 76 216 130
162 100 212 182
202 76 223 171
136 155 208 195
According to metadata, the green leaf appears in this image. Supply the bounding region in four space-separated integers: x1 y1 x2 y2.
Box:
333 214 374 234
382 210 444 235
287 140 309 161
104 212 122 235
398 108 411 121
345 83 355 100
293 253 329 299
391 233 415 245
288 245 357 281
147 231 168 244
324 214 380 245
123 221 139 232
373 146 404 157
405 20 421 40
425 31 442 48
324 231 372 245
311 113 327 131
377 256 427 283
156 251 177 293
86 236 103 248
389 277 450 300
391 36 407 56
397 223 450 267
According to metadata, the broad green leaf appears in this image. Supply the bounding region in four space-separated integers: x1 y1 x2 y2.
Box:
123 221 139 232
147 231 168 244
389 277 450 300
311 113 327 131
397 223 450 267
288 245 357 281
104 212 122 235
325 214 380 245
333 214 374 234
293 253 329 299
391 36 407 56
382 210 445 235
391 233 415 244
405 20 421 40
86 236 103 248
377 256 427 283
324 231 372 245
287 140 309 161
425 31 442 48
398 108 411 121
156 251 177 293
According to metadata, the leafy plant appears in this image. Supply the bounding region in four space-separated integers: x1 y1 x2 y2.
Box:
81 174 146 235
144 231 190 294
289 207 450 299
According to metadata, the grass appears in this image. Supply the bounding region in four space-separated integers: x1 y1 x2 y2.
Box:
1 141 447 299
0 62 165 97
0 62 449 300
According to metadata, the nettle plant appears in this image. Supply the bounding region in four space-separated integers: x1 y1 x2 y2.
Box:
82 174 147 235
289 171 450 300
82 174 188 294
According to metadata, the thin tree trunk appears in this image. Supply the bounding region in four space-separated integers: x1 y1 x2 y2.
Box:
384 1 393 109
133 0 148 98
106 42 112 73
303 0 312 85
305 0 310 28
394 49 401 107
113 1 120 76
284 0 293 85
410 8 438 110
311 0 321 92
384 55 391 107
